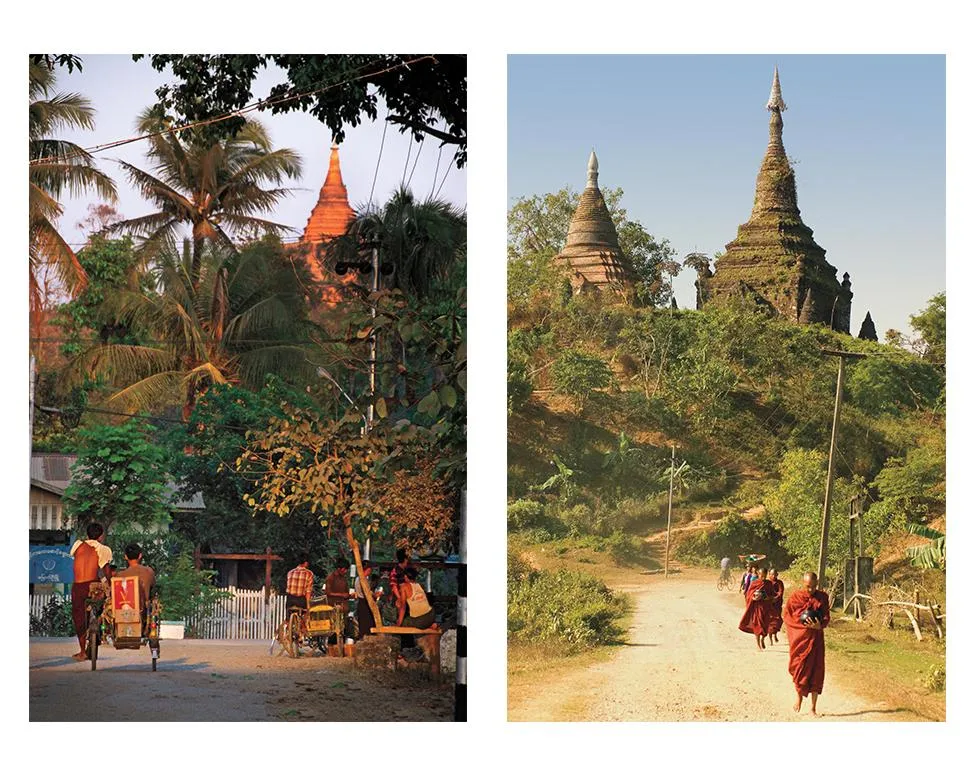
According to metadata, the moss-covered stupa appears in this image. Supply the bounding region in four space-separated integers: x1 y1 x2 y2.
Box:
700 67 852 332
554 151 637 294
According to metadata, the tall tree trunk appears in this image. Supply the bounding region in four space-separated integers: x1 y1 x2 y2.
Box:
345 523 383 628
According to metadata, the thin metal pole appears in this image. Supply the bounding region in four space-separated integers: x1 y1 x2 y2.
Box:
817 355 846 589
29 355 36 458
664 445 675 578
455 489 467 721
367 246 379 432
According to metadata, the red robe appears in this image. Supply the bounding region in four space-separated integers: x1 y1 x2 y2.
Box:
767 579 785 635
783 588 830 696
738 578 774 636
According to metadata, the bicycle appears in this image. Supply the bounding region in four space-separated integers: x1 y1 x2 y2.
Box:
717 569 734 591
271 600 344 658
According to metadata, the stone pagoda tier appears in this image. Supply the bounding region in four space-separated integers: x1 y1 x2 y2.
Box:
299 143 356 283
554 151 637 294
701 67 852 332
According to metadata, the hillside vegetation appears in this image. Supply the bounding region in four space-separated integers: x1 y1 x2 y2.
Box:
508 280 945 602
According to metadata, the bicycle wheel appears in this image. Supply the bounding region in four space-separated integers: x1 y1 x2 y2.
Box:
287 612 301 658
717 578 725 591
726 575 734 591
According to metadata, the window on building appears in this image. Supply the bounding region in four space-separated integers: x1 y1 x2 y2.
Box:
30 505 38 530
41 505 49 530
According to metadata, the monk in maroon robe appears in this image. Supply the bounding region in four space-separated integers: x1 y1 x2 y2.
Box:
738 566 774 650
766 569 784 644
783 571 830 715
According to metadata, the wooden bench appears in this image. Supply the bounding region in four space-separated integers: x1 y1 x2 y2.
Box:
371 626 443 678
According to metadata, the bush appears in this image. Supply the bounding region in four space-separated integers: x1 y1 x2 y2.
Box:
29 596 73 636
924 664 945 692
507 499 546 531
676 513 793 569
155 552 230 627
551 349 611 410
507 551 628 648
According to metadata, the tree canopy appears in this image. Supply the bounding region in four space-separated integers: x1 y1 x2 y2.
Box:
132 55 467 167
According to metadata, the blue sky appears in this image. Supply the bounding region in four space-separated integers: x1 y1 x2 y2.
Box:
51 55 466 252
508 55 945 338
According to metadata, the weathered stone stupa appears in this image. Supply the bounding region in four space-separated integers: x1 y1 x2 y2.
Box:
554 151 637 294
298 143 356 284
700 68 852 332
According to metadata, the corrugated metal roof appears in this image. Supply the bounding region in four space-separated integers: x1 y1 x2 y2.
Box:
30 453 205 511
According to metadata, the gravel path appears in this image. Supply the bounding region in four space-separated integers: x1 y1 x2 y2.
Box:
509 569 925 722
30 638 453 722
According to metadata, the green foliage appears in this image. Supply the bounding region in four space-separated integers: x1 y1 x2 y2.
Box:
29 597 73 636
872 443 945 522
906 524 945 571
846 356 943 416
924 664 945 692
63 420 171 536
678 513 794 569
507 551 628 648
507 187 680 309
56 235 143 356
154 552 230 625
135 55 466 166
910 293 945 365
551 349 611 409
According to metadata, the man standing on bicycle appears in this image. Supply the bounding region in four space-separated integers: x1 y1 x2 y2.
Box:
286 553 314 613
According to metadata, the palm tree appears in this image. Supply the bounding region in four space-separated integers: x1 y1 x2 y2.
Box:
74 236 316 420
111 111 302 290
327 185 466 300
29 60 117 317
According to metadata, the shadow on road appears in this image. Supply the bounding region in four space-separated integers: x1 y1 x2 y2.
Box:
821 707 927 720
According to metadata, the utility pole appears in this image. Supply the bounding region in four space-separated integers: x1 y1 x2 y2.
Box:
366 245 379 432
664 445 675 577
29 355 36 457
817 349 866 589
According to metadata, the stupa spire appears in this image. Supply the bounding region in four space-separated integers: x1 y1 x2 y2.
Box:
766 65 787 112
299 142 356 283
586 149 599 188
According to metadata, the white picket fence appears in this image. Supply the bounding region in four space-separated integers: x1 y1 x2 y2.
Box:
30 592 68 620
186 587 287 640
29 587 287 640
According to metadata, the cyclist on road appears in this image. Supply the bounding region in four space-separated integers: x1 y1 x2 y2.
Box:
719 556 731 584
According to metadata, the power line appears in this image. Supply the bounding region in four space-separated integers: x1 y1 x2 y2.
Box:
366 117 389 212
30 56 437 168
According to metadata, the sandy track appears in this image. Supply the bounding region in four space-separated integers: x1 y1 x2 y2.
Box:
509 570 925 722
30 638 453 722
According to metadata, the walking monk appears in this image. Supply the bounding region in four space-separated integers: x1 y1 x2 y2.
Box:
783 571 830 715
738 566 773 650
766 568 784 645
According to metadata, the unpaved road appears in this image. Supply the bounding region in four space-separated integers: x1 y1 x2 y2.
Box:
509 569 927 722
30 638 452 722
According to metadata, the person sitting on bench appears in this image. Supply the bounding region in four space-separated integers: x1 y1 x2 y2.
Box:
396 567 436 630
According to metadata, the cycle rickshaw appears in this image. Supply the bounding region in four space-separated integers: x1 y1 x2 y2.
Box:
273 598 345 658
85 576 161 671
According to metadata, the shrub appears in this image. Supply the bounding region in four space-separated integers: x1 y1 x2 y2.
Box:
507 499 546 531
29 596 73 637
551 349 611 410
155 552 230 627
507 551 628 648
924 664 945 692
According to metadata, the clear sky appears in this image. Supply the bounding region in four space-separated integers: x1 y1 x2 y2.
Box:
508 55 945 338
51 55 466 251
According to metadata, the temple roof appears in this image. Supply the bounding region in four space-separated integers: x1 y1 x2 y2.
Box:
555 151 635 292
301 144 355 248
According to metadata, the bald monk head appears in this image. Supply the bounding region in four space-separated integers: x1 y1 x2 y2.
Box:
802 571 818 591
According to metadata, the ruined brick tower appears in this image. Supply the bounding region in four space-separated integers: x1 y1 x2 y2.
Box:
554 151 637 295
700 68 852 332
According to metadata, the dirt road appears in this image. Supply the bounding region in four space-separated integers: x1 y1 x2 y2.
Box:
30 638 452 722
509 569 926 722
